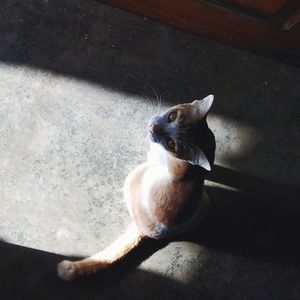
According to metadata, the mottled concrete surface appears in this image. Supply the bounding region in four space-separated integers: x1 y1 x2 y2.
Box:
0 0 300 299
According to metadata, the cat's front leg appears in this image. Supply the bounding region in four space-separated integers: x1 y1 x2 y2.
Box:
57 222 145 280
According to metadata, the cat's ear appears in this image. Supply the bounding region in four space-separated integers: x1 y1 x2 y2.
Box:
188 149 211 171
191 94 214 118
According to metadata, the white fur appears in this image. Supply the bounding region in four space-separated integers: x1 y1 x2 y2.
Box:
141 143 171 216
123 163 146 217
147 142 170 167
123 143 171 218
57 260 76 281
188 149 211 171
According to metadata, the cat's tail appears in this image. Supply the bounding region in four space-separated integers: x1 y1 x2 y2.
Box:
57 223 145 280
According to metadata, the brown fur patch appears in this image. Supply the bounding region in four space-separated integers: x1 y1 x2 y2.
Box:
171 103 200 125
125 155 205 238
150 160 205 229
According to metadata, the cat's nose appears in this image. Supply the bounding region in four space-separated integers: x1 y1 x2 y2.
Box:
149 123 163 136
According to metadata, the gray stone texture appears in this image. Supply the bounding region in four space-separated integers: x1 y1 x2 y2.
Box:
0 0 300 299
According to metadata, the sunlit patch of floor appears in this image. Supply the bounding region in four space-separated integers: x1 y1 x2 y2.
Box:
0 63 261 259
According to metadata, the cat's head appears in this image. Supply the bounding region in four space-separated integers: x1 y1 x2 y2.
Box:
148 95 215 171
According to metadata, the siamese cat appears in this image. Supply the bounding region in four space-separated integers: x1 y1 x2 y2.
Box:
57 95 215 280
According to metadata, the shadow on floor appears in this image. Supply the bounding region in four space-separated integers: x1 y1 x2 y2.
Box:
1 165 300 300
181 165 300 265
0 239 190 300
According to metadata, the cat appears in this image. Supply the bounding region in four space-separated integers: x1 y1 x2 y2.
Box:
57 95 216 280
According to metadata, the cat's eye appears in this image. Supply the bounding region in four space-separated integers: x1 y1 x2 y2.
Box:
168 111 177 122
166 138 176 151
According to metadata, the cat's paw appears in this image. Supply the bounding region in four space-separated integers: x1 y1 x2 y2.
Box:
57 260 77 281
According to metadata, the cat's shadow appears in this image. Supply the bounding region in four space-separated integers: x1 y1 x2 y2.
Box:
180 165 300 263
116 164 300 273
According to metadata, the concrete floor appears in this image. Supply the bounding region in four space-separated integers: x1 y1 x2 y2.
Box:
1 0 300 299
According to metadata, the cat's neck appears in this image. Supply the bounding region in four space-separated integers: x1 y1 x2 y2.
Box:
147 142 190 180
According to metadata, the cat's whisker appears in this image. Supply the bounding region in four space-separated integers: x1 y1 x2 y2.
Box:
126 88 154 109
151 87 162 114
181 142 188 153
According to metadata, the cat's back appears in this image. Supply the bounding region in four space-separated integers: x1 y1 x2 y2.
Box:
123 143 206 238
